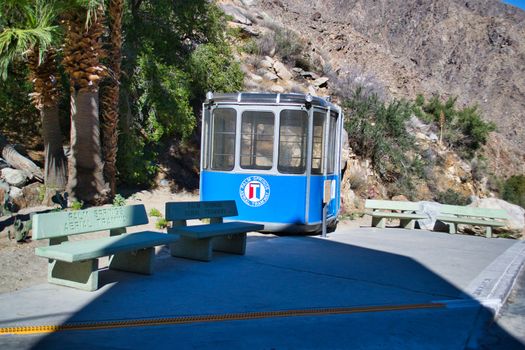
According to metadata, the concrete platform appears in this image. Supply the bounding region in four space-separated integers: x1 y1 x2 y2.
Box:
1 226 524 349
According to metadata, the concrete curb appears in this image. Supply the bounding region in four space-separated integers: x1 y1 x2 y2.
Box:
466 240 525 315
464 240 525 349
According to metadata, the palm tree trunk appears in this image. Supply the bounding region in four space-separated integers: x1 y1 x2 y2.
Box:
41 105 67 190
27 47 67 196
62 6 108 204
101 0 124 196
67 91 106 203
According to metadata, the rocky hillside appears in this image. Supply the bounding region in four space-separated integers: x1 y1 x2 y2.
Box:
225 0 525 176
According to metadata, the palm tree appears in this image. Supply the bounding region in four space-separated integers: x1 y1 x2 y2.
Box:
101 0 124 196
61 0 108 204
0 0 67 195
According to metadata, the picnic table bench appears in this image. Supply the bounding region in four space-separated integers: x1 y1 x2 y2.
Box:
32 204 179 291
166 200 264 261
435 204 510 238
365 199 428 229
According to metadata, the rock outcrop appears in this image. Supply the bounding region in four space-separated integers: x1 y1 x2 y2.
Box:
233 0 525 176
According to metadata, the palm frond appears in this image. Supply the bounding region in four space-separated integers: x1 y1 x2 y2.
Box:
74 0 105 28
0 0 59 79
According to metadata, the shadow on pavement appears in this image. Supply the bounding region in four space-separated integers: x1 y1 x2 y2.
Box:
6 234 524 349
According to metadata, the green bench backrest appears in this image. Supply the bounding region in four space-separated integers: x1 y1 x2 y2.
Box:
165 200 238 221
439 205 509 219
32 204 149 240
365 200 420 212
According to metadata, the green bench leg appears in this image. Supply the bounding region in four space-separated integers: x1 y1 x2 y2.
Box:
400 219 415 230
447 223 457 234
48 259 98 291
109 248 155 275
371 217 386 229
213 233 247 255
170 236 213 262
486 226 492 238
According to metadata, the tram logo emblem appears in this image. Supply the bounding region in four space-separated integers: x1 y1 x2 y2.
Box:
240 176 270 207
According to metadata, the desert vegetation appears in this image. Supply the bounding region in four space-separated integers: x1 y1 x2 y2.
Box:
0 0 243 204
339 84 497 201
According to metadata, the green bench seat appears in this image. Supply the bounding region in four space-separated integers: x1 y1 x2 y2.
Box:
35 232 177 262
435 205 510 238
32 204 179 291
166 200 264 261
365 199 428 229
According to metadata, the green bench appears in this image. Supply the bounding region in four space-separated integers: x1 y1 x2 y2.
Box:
435 204 510 238
32 204 179 291
365 199 428 229
166 200 264 261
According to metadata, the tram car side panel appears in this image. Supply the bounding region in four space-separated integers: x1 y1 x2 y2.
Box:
201 171 307 225
308 174 340 224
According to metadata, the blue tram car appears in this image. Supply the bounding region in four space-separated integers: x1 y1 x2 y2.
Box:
200 92 344 233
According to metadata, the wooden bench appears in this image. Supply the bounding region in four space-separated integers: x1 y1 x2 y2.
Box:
365 199 428 229
32 204 179 291
166 200 264 261
435 204 510 238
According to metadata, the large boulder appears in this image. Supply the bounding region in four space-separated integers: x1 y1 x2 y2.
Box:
273 60 293 81
263 71 279 82
11 182 44 210
219 4 253 25
470 197 524 235
417 201 443 231
1 168 29 187
313 77 329 88
0 180 9 204
270 85 285 93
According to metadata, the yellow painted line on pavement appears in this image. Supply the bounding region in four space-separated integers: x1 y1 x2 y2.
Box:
0 303 445 335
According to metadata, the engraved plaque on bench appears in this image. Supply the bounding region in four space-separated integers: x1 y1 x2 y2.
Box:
32 205 149 239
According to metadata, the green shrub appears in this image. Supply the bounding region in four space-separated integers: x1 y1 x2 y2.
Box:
470 157 488 182
188 43 244 95
0 65 40 143
435 189 470 205
274 28 303 62
257 32 276 56
38 185 46 202
8 218 31 243
343 87 414 183
117 0 242 188
502 175 525 208
155 217 169 229
415 94 425 106
455 106 496 156
113 194 127 206
412 95 495 158
255 25 304 64
70 200 83 211
116 129 158 187
241 39 259 55
149 208 162 217
347 168 367 193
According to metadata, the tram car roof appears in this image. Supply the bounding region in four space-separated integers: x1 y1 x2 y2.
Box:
204 92 341 111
